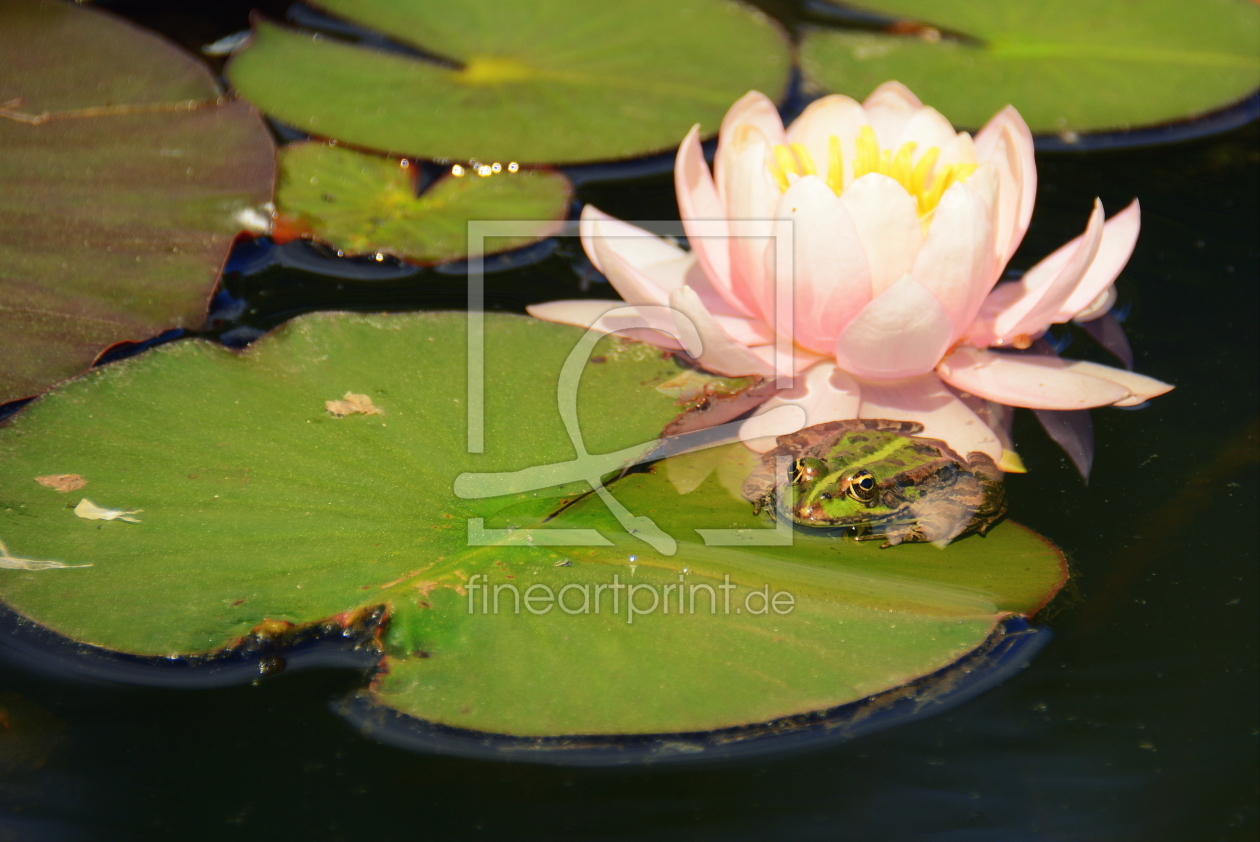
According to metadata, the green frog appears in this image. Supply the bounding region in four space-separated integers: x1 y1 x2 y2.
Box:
741 419 1006 546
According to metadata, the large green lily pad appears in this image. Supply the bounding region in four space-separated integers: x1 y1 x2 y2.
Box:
275 142 571 265
0 0 275 405
801 0 1260 135
226 0 791 164
0 313 1065 737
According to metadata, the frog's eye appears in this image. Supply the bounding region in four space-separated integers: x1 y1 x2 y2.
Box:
845 469 877 503
791 458 821 483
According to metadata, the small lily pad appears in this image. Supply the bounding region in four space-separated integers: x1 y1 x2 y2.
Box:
0 313 1065 739
226 0 791 163
0 0 275 404
275 142 571 264
800 0 1260 135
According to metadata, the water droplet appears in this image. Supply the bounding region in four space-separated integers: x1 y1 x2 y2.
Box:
477 165 493 177
507 162 519 173
451 164 466 177
491 162 502 174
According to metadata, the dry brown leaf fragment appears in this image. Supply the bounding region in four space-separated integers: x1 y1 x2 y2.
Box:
325 392 383 417
34 474 87 493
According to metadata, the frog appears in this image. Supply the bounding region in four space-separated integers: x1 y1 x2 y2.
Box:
740 419 1006 546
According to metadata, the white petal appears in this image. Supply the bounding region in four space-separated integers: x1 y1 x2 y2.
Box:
856 374 1003 463
862 81 924 149
912 177 996 338
839 173 923 296
769 175 872 354
785 94 869 189
739 362 861 452
834 275 955 380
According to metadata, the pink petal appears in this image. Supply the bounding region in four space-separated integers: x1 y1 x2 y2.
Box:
669 286 773 378
748 343 827 376
1061 360 1173 406
992 199 1105 341
715 313 775 346
785 94 869 188
1033 408 1094 481
834 274 955 380
525 300 685 351
857 373 1003 463
974 106 1036 266
588 220 690 309
714 91 785 205
937 347 1131 409
1056 199 1140 321
911 177 997 339
862 81 924 149
674 124 736 308
839 173 923 296
768 175 872 354
725 139 779 321
739 362 862 452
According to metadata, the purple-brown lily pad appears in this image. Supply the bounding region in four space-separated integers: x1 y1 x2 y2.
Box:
0 0 275 405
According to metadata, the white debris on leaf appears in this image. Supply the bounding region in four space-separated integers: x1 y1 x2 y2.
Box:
74 499 142 523
0 538 91 571
233 203 274 235
325 392 383 417
35 474 87 493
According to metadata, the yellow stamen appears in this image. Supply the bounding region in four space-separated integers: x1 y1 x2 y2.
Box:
855 125 879 177
789 142 817 176
889 141 916 188
827 136 844 194
765 124 976 221
910 147 939 195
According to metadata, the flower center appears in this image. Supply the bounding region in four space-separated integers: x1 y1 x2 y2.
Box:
767 125 977 218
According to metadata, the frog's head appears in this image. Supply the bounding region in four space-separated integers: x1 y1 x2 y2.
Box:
784 461 921 526
780 430 941 528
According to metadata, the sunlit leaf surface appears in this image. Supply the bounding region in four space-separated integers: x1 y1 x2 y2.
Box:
275 142 571 265
0 0 275 404
801 0 1260 134
0 312 1065 736
227 0 791 163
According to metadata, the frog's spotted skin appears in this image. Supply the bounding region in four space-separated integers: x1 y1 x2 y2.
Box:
741 419 1007 547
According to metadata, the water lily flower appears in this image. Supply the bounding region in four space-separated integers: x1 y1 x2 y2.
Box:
529 83 1172 470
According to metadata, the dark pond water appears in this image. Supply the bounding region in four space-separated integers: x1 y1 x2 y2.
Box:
1 2 1257 840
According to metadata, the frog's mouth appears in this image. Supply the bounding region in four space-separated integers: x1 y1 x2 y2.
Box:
777 494 914 536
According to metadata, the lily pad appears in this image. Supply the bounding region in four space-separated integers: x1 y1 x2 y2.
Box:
0 312 1065 738
800 0 1260 135
0 0 275 405
226 0 791 164
275 142 571 265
